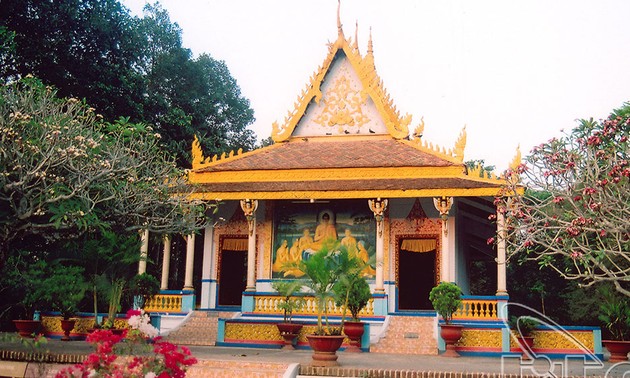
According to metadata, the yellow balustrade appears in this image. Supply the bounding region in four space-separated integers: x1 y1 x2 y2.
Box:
144 294 183 313
453 299 498 320
252 295 374 317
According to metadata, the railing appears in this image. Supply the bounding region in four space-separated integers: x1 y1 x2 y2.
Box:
252 294 375 317
144 294 183 313
453 297 499 320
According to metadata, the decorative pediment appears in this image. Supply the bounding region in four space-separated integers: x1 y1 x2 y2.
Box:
271 14 410 142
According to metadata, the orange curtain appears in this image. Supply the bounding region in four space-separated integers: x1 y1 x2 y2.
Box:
222 238 247 251
400 239 436 253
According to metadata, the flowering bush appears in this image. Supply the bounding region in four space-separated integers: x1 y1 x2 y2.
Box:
56 310 197 377
495 102 630 297
126 309 159 340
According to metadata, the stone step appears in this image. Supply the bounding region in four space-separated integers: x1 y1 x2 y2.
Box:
370 315 438 355
163 311 220 346
186 360 290 378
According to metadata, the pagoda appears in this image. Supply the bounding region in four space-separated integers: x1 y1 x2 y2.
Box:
176 5 521 355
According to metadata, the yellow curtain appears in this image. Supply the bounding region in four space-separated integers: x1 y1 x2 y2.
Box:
223 238 247 251
401 239 436 253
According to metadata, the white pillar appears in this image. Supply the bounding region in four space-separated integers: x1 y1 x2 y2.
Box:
201 225 215 309
240 199 258 292
183 234 195 291
368 198 388 293
433 197 454 282
138 229 149 275
160 235 171 290
441 223 450 282
496 210 508 296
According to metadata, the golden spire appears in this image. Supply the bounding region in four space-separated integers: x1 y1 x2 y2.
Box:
354 20 359 51
367 27 374 55
337 0 344 38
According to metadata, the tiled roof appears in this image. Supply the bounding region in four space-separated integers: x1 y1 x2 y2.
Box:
196 139 454 172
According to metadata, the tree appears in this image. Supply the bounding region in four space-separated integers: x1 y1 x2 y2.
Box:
1 1 257 167
497 103 630 297
0 76 210 268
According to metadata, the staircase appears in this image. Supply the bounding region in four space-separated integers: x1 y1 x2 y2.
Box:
370 315 438 355
186 360 292 378
163 311 220 346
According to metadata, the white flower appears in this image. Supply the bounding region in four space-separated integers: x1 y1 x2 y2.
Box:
144 372 157 378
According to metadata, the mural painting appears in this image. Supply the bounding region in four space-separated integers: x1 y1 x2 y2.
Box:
272 200 376 279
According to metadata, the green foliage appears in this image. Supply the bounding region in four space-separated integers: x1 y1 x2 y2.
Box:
333 275 371 321
0 76 210 268
271 280 304 323
129 273 160 309
0 0 256 167
508 316 538 337
598 284 630 341
429 282 462 324
40 265 88 319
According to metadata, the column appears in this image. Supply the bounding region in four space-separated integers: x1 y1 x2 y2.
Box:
160 235 171 290
496 210 508 296
183 234 195 291
240 199 258 291
433 197 453 282
138 229 149 275
368 198 388 293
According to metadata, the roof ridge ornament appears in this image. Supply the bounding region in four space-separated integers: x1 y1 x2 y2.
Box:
337 0 344 40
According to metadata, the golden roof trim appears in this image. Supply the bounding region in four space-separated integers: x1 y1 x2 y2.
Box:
188 187 508 201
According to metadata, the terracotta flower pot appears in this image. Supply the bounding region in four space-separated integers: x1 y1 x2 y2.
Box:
440 324 463 357
342 321 364 353
306 334 345 366
60 319 76 341
276 323 303 350
603 340 630 362
516 336 535 359
13 320 41 338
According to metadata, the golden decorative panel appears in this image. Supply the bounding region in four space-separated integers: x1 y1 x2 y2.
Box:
224 323 282 341
456 329 502 348
313 74 370 129
532 330 594 350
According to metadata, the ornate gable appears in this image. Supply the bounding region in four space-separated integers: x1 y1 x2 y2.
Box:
271 9 410 142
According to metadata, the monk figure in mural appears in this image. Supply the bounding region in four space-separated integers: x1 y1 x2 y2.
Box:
272 239 290 273
298 228 313 252
340 228 358 256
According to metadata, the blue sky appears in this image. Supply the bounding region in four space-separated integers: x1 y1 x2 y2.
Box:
122 0 630 171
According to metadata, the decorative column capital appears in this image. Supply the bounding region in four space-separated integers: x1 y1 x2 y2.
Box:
240 199 258 236
368 198 388 237
433 196 453 236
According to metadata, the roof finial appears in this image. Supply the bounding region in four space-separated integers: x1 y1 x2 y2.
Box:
367 27 373 55
354 20 359 50
337 0 343 37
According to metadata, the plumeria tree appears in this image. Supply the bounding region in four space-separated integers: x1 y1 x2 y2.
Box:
496 103 630 297
0 76 211 267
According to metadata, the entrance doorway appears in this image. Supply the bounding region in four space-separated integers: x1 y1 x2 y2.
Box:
218 238 247 306
398 238 437 310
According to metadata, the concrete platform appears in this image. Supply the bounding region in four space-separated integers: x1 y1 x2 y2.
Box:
0 334 628 377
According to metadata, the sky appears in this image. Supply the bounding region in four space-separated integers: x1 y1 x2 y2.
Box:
121 0 630 171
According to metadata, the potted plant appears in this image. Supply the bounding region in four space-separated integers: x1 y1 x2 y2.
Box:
129 273 160 310
4 253 47 337
271 280 305 349
509 315 538 358
429 281 463 357
333 257 372 353
598 285 630 362
43 265 89 341
292 241 346 366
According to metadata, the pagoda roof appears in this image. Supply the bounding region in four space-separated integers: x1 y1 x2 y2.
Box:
187 10 519 201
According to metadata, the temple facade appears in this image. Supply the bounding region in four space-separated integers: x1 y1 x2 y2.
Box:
130 13 601 357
